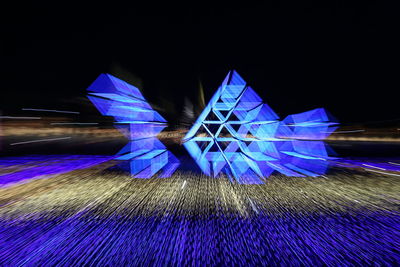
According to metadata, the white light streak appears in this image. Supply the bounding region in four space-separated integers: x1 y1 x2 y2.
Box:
51 122 99 125
363 168 400 177
10 137 72 146
0 116 42 119
329 130 365 134
181 180 187 190
388 162 400 166
22 108 80 114
362 164 386 171
248 198 259 214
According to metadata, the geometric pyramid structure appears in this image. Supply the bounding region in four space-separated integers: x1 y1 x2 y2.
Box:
183 70 338 184
87 73 179 178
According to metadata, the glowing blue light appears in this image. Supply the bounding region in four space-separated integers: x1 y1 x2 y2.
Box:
0 155 113 187
87 74 179 178
184 70 338 183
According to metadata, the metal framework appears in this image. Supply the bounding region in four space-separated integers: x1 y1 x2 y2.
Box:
183 70 338 183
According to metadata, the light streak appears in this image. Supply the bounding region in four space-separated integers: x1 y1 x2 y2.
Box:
22 108 80 114
50 123 99 125
10 137 72 146
0 116 42 119
327 129 365 133
362 164 387 171
181 180 187 190
363 168 400 177
248 198 259 214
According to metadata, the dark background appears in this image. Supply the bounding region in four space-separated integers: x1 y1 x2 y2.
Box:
1 1 398 125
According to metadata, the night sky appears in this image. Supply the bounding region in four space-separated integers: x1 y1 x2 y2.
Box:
1 1 398 125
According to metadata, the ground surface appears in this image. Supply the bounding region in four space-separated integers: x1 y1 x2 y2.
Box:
0 156 399 266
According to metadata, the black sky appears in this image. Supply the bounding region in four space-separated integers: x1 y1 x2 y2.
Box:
1 1 398 124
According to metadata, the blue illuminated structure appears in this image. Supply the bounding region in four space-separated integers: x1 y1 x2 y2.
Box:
87 74 179 178
183 70 338 183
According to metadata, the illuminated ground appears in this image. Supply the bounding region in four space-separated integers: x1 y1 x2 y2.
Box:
0 157 399 265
